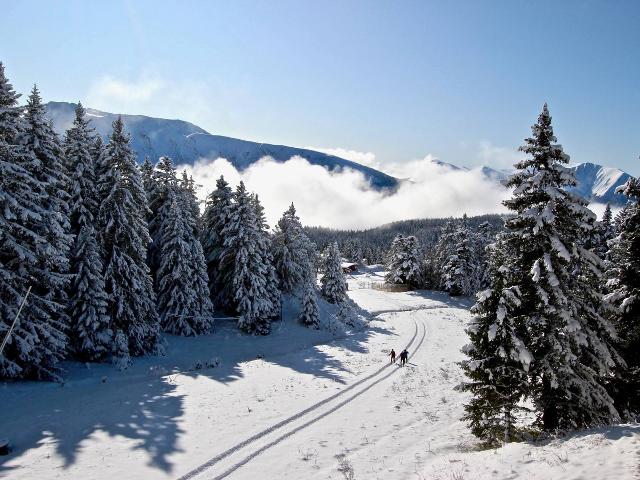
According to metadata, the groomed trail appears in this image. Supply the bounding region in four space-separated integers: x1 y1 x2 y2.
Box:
178 306 428 480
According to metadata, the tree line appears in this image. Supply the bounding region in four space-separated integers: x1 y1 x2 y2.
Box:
0 63 350 380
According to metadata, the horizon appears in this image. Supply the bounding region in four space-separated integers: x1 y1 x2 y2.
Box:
1 1 638 176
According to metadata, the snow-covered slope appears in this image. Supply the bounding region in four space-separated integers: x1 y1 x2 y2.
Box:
2 269 637 479
568 162 633 205
44 102 399 190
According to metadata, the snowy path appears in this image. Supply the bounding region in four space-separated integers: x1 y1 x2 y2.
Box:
178 319 423 479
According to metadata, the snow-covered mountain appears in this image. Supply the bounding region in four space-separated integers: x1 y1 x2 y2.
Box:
45 101 632 205
44 101 398 190
435 162 631 206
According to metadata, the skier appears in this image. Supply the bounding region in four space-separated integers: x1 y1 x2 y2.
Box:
388 348 396 364
399 349 409 366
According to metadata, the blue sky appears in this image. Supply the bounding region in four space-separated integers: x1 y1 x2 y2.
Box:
1 0 638 174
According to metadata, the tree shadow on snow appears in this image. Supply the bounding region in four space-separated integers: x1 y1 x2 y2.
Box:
0 374 184 475
0 304 394 475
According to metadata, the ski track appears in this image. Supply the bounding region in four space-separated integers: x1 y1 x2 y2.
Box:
177 301 428 480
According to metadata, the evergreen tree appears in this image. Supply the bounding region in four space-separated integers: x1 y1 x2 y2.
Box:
442 224 474 296
272 203 315 293
22 85 74 322
68 224 112 360
97 117 161 356
201 176 234 307
65 102 98 232
460 235 532 445
219 182 277 334
252 194 282 320
298 275 320 328
64 102 112 359
139 156 155 201
385 235 422 288
473 221 497 291
156 191 213 336
92 135 109 206
147 156 178 281
178 170 201 237
320 242 347 303
433 220 457 289
502 105 619 431
605 177 640 418
0 64 68 378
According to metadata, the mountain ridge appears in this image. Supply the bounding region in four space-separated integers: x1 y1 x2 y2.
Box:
45 101 632 205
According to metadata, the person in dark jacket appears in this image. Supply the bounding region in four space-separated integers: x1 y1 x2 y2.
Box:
388 349 396 364
399 349 409 366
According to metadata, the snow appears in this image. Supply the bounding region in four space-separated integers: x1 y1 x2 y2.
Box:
1 267 637 479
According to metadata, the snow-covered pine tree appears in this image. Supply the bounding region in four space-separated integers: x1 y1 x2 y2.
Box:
503 104 620 431
442 223 475 296
139 156 156 218
433 220 457 289
385 235 422 288
140 157 155 196
147 156 178 281
65 102 99 231
460 235 532 446
0 64 68 379
592 204 615 261
201 176 234 308
272 203 315 293
156 190 214 336
63 102 112 360
68 223 112 360
179 170 202 237
219 182 276 334
473 221 497 291
298 275 320 329
251 194 281 320
22 85 74 318
320 242 347 303
97 117 161 356
605 177 640 418
92 134 109 206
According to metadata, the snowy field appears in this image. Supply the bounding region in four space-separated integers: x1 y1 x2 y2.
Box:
1 267 638 479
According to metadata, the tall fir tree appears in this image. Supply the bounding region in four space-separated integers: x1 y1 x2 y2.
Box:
605 177 640 418
97 117 161 356
201 175 234 308
385 235 422 288
64 102 112 359
0 65 69 378
252 194 282 320
156 190 214 336
320 242 347 303
219 182 278 334
147 156 178 282
460 235 532 445
22 85 74 323
502 104 620 431
442 224 474 296
272 203 315 293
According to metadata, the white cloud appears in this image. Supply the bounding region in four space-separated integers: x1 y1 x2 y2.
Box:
305 147 378 168
84 73 247 133
87 75 166 105
178 155 510 230
477 141 522 169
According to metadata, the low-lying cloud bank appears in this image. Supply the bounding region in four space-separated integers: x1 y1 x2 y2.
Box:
177 155 511 229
